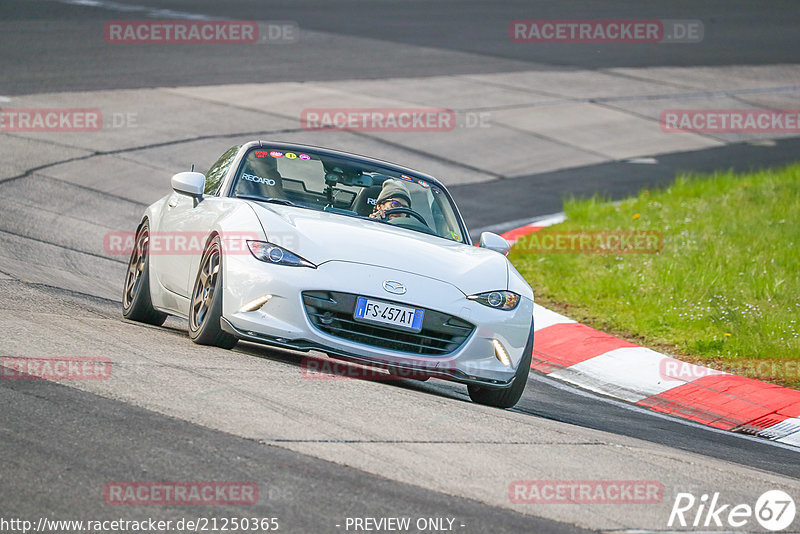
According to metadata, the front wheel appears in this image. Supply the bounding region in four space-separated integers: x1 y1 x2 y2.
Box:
468 323 533 409
188 236 238 349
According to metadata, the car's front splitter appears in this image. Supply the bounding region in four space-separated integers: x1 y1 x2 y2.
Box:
220 317 519 389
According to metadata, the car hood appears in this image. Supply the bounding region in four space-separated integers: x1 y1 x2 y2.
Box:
249 203 508 295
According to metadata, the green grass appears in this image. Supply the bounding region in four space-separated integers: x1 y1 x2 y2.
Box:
510 164 800 389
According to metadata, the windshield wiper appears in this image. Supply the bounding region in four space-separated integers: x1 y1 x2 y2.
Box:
235 195 296 207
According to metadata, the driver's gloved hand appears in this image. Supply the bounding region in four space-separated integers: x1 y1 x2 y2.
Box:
369 208 387 221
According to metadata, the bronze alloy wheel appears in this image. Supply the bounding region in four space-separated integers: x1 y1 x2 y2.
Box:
188 237 237 349
190 242 220 332
123 230 148 310
121 222 167 326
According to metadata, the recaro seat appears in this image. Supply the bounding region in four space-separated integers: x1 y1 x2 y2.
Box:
351 185 384 216
234 156 285 199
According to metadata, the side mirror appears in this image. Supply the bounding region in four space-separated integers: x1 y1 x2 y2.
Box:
479 232 510 256
171 172 205 206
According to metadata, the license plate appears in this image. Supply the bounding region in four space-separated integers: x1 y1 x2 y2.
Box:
354 297 424 332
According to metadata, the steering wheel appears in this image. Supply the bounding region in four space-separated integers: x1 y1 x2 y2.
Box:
383 208 430 228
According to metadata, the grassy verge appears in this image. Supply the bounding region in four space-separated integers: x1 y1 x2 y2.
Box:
509 164 800 389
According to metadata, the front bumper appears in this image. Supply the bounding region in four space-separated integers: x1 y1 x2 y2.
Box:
222 258 533 387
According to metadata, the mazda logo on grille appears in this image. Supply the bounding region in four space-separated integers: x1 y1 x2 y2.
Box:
382 280 406 295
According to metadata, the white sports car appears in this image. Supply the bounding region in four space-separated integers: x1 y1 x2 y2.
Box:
123 141 534 407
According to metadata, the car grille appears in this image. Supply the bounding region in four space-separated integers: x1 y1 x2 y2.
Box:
302 291 474 356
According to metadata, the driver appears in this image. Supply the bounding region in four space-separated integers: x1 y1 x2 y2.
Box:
369 179 412 221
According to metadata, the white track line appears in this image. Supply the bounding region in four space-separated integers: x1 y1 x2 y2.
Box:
52 0 211 20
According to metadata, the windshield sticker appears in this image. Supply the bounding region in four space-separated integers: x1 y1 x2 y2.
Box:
285 152 297 159
417 180 430 189
269 150 284 158
450 231 461 241
399 174 414 182
299 153 311 160
254 150 270 158
242 173 276 185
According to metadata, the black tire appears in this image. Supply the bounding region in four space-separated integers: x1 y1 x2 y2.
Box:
188 236 238 349
468 322 534 409
122 221 168 326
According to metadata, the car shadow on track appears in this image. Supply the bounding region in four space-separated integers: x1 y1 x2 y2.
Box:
121 314 484 406
233 340 471 402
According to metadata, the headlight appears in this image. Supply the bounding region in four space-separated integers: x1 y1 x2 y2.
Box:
247 241 316 268
468 290 520 310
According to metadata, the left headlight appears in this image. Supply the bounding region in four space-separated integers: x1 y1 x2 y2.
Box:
247 241 316 269
468 290 520 310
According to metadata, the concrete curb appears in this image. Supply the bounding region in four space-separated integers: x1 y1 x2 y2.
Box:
501 219 800 447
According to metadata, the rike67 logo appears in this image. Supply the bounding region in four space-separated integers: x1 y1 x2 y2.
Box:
669 490 796 531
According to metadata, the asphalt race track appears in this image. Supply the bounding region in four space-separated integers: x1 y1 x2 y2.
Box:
1 1 799 533
2 0 800 94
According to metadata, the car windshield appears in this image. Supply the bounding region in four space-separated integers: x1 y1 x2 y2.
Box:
230 147 467 243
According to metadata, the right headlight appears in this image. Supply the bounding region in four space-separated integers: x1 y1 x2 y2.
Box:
247 241 316 268
467 290 520 310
